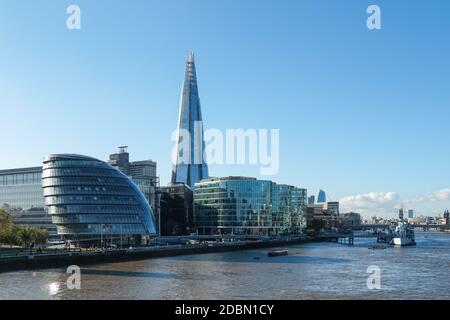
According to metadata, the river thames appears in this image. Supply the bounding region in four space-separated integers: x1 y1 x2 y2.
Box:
0 231 449 300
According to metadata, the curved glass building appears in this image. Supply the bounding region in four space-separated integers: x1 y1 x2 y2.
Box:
42 154 157 245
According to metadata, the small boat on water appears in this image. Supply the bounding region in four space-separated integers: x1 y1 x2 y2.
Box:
368 244 387 250
268 249 288 257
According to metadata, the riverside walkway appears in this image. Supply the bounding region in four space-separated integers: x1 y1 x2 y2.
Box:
0 236 310 273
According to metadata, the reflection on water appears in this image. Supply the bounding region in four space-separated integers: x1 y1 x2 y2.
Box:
1 232 450 300
48 282 60 296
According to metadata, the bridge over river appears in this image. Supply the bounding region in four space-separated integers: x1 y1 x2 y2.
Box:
350 224 450 231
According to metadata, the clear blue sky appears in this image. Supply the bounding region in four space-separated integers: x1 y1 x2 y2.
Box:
1 0 449 217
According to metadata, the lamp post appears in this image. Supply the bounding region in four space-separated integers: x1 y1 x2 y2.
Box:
100 224 103 249
110 224 113 249
120 225 123 249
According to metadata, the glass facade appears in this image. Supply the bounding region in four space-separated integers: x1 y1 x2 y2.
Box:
42 154 157 245
160 184 194 236
0 168 44 210
194 177 307 236
171 51 209 189
317 189 326 203
0 167 58 238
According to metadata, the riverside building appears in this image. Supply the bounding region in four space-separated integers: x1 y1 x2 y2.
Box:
160 183 194 236
0 166 58 239
108 146 160 218
42 154 157 246
193 177 307 236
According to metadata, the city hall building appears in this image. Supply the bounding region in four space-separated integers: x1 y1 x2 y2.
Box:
42 154 157 246
194 177 307 236
0 149 160 243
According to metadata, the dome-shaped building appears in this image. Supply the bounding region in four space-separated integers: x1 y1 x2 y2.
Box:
42 154 157 246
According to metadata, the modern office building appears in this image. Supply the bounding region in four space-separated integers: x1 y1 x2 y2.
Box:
108 146 160 212
272 184 307 234
408 209 414 219
160 184 194 236
306 203 340 232
399 207 404 220
171 51 209 189
307 195 315 206
444 210 449 226
317 189 326 203
194 176 307 236
306 204 325 228
42 154 157 246
327 202 340 216
338 212 362 229
0 167 43 210
0 166 58 238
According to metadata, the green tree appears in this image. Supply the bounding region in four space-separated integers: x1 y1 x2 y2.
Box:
0 209 14 244
33 227 48 244
17 226 33 247
1 210 48 247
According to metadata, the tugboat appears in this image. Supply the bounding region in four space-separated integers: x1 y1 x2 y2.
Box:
390 220 416 246
268 249 288 257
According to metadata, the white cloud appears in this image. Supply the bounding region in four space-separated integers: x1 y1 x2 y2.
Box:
339 189 450 218
424 189 450 202
340 192 400 215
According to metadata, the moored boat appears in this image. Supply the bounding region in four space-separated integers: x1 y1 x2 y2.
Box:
390 220 416 247
392 236 415 246
268 249 288 257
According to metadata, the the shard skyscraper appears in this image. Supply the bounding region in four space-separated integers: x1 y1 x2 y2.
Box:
171 51 209 189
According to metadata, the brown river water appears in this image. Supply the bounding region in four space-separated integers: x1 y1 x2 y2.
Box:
0 231 449 299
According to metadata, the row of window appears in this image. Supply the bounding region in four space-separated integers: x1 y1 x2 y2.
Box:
45 195 140 206
51 214 142 225
0 172 41 186
56 224 147 235
48 204 144 215
42 168 122 179
42 177 129 187
0 185 45 209
43 160 109 170
195 183 306 196
194 222 273 227
43 185 135 196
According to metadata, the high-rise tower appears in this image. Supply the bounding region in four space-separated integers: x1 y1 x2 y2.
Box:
317 190 326 203
171 51 209 188
399 207 404 220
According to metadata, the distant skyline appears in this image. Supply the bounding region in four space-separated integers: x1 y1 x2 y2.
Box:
1 0 450 217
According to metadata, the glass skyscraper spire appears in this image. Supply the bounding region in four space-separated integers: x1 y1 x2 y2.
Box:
171 51 209 189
